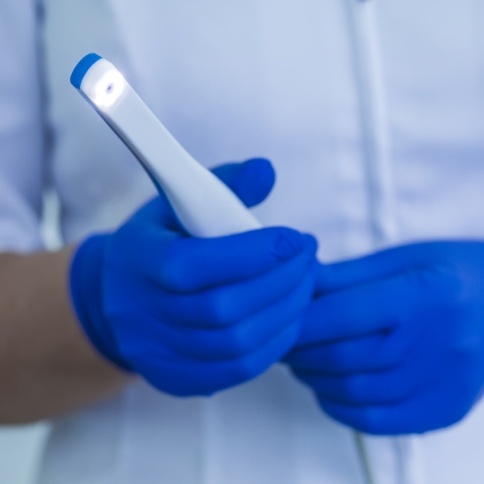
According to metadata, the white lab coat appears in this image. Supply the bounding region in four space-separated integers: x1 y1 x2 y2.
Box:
2 0 484 482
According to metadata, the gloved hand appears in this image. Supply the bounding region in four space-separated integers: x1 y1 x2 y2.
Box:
285 241 484 434
70 158 317 397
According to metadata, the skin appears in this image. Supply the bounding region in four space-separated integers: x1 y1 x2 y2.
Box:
0 247 130 424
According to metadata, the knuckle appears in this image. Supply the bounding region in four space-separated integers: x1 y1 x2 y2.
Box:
398 268 437 295
363 331 405 370
342 376 368 402
414 267 463 303
203 291 236 325
329 345 355 371
157 241 194 292
398 268 467 319
357 408 384 434
158 253 188 291
231 355 262 384
225 327 253 357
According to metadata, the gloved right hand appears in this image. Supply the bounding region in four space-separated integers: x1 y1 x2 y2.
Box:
69 158 317 396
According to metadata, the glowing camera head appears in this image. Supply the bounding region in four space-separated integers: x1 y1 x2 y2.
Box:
71 53 127 111
90 69 126 109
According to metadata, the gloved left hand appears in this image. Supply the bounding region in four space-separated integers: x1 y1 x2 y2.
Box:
285 241 484 435
70 158 318 397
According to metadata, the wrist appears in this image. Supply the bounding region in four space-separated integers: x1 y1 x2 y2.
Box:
69 234 132 372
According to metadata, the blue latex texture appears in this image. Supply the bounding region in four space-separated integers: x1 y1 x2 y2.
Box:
285 241 484 435
70 158 318 397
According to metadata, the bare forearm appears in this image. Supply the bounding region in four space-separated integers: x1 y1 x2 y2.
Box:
0 247 130 424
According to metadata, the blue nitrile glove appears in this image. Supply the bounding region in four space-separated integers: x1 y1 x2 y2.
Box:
70 158 317 396
285 241 484 434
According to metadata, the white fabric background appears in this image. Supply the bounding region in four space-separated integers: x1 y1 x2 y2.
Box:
0 424 48 484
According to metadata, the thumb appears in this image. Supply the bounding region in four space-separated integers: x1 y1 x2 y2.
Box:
211 158 276 208
129 158 275 232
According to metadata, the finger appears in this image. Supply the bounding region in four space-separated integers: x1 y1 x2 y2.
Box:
146 272 314 359
296 275 413 346
285 329 411 375
148 227 317 293
147 247 316 327
136 320 300 397
127 195 181 231
294 328 445 407
318 342 482 434
294 358 422 407
129 158 275 228
316 242 447 293
211 158 276 208
318 378 471 435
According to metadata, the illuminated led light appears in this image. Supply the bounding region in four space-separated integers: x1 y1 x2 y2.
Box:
91 69 126 109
